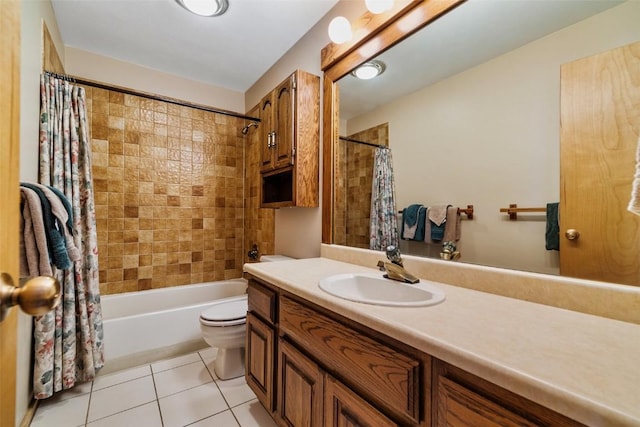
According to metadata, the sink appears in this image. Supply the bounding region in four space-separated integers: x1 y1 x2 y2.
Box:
318 273 445 307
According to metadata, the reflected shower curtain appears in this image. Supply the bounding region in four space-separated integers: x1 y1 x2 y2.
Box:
370 147 399 251
35 74 104 398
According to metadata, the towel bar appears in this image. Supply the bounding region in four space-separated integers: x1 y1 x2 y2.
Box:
398 205 474 220
499 203 546 220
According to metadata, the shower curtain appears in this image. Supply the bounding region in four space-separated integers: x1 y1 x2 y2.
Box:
35 74 104 398
370 147 399 251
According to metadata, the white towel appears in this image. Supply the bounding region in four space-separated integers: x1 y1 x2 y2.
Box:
628 135 640 216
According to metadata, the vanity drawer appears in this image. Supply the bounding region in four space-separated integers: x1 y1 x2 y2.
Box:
279 296 421 424
248 279 276 324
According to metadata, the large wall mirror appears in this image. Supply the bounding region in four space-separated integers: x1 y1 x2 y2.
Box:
322 0 640 287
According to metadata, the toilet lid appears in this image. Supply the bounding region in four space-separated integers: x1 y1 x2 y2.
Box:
200 296 247 324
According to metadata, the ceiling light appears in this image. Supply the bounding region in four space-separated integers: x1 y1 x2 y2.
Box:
328 16 352 44
351 60 386 80
175 0 228 17
365 0 394 14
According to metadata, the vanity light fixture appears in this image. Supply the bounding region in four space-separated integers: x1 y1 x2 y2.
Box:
351 60 386 80
328 0 394 44
175 0 228 17
328 16 352 44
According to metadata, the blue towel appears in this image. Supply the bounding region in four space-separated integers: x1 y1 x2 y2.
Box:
545 202 560 251
46 185 74 235
401 204 426 241
20 183 72 270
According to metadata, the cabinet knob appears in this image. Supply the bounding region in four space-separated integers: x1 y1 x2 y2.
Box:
565 229 580 240
0 273 61 322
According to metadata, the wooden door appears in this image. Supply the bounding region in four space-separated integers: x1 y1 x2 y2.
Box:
260 93 274 171
560 41 640 285
278 338 324 427
246 312 275 412
324 376 397 427
0 0 21 425
274 74 295 169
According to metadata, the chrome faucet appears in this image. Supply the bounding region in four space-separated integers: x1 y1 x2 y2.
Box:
376 245 420 284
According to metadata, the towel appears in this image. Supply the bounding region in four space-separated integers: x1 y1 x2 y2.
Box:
401 204 426 240
545 202 560 251
628 136 640 216
442 206 462 242
429 205 449 241
19 187 53 277
20 183 73 270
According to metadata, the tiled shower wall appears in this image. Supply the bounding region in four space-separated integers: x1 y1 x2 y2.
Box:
83 86 250 295
334 123 389 249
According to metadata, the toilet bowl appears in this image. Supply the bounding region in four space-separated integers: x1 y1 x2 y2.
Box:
199 295 248 380
199 254 294 380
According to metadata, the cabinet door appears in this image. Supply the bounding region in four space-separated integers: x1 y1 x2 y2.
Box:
246 312 275 412
274 74 295 169
436 376 538 427
260 92 274 171
278 339 324 427
324 376 398 427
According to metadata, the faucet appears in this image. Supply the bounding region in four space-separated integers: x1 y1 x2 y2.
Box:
376 245 420 284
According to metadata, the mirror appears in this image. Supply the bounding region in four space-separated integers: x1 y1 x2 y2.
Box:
322 0 640 285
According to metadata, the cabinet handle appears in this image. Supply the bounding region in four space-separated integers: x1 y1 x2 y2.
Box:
271 132 277 148
267 132 272 149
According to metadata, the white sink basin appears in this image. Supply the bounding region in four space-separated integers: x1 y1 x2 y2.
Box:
318 273 445 307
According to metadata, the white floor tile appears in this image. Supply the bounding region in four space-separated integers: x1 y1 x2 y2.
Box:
93 364 151 391
158 382 228 427
216 376 257 407
232 399 278 427
189 409 240 427
86 401 162 427
31 393 90 427
56 381 93 402
87 375 156 422
198 347 220 379
151 352 202 373
153 360 213 398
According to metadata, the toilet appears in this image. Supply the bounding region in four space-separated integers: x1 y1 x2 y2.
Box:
199 254 294 380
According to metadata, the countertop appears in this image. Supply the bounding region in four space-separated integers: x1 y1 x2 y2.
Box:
244 257 640 427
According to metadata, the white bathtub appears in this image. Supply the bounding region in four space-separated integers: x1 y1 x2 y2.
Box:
100 278 247 371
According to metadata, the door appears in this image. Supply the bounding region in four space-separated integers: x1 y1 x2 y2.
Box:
0 0 21 425
560 41 640 285
274 74 295 169
260 93 274 171
246 312 275 412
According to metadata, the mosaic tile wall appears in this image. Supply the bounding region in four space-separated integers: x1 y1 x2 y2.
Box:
334 123 389 249
82 86 248 295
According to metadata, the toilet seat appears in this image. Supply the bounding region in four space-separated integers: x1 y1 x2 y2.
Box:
200 295 248 327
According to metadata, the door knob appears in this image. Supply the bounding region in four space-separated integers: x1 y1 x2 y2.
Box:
565 229 580 241
0 273 60 322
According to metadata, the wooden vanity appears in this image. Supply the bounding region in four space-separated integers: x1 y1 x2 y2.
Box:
243 258 640 427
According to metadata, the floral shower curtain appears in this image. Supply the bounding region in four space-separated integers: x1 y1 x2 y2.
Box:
370 147 399 251
35 74 104 398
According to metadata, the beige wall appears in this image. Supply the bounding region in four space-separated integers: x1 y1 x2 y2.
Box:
245 0 367 260
346 1 640 275
65 48 245 114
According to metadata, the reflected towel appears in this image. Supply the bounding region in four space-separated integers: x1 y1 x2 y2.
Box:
429 205 449 241
545 202 560 251
628 136 640 216
443 206 462 242
401 204 426 240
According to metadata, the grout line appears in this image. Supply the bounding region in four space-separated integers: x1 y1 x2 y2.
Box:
149 363 165 427
83 381 94 426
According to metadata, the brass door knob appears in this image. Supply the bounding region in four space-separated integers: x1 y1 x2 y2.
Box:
0 273 60 322
565 229 580 240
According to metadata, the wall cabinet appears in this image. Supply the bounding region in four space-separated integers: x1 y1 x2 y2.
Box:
245 276 585 427
258 70 320 208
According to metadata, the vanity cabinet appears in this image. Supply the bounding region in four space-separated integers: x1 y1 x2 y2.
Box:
245 275 585 427
258 70 320 208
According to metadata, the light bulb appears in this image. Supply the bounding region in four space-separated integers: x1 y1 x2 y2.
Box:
365 0 394 14
177 0 228 17
328 16 352 44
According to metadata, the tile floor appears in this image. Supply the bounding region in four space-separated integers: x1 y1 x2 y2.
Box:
31 348 278 427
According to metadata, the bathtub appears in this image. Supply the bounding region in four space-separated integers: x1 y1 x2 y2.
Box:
100 278 247 371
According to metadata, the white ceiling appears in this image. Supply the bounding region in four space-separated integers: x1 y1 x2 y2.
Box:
339 0 624 121
51 0 339 93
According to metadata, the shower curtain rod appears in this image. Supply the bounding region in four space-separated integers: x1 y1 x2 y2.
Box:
339 136 388 149
42 70 261 122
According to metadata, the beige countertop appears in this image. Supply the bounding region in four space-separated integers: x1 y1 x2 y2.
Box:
244 257 640 427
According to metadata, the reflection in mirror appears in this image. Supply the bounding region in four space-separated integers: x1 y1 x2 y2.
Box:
332 0 640 284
